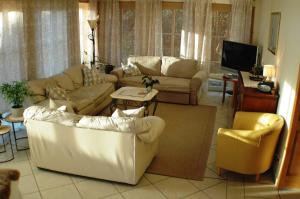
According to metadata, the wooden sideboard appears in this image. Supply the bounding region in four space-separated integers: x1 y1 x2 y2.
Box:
236 72 279 113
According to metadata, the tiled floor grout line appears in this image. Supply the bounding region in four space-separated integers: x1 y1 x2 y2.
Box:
25 149 43 199
150 183 170 199
73 182 84 199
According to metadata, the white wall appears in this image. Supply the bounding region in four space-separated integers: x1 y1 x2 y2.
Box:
254 0 300 185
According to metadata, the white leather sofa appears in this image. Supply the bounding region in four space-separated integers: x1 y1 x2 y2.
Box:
111 56 208 105
24 106 165 185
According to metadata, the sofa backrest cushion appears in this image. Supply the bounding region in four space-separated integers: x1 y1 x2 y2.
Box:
161 56 198 79
63 64 84 89
52 73 75 91
128 56 161 76
27 78 57 96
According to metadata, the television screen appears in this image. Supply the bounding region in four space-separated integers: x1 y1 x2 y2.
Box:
221 40 258 72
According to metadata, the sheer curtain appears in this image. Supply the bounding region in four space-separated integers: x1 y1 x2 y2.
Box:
180 0 212 73
24 0 80 79
134 0 162 56
229 0 252 43
0 0 80 111
98 0 121 66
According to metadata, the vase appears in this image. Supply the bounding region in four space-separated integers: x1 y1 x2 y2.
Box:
11 107 25 118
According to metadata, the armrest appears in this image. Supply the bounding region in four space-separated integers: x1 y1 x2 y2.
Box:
137 116 166 143
110 67 124 80
218 128 261 147
190 70 208 91
99 74 118 83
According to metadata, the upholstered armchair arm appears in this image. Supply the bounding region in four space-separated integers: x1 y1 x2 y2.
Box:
190 70 208 91
110 67 124 80
217 128 262 147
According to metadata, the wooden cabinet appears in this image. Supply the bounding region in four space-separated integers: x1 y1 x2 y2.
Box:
236 72 279 113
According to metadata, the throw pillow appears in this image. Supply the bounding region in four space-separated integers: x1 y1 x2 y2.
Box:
49 98 75 113
121 62 142 77
112 107 145 118
82 67 105 86
46 86 71 101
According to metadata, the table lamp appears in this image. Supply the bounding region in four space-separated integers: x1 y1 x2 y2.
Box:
263 64 275 88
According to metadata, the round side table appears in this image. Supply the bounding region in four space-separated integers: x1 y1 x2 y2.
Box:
0 125 14 163
5 115 28 151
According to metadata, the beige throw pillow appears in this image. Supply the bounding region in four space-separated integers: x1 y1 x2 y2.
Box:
82 67 105 86
46 86 71 101
121 63 142 77
161 56 198 78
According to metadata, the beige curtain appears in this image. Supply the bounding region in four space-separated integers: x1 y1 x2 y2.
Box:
134 0 162 56
98 0 121 66
229 0 252 43
180 0 212 73
0 0 80 111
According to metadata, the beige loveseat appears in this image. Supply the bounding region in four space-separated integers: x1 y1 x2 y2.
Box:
111 56 208 105
24 106 165 185
27 64 117 115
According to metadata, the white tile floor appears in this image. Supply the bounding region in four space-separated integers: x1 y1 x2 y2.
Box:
1 91 300 199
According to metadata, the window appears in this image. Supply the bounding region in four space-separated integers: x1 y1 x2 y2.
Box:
162 3 183 57
120 2 135 63
211 4 231 63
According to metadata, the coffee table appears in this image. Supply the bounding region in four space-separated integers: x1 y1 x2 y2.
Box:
110 86 159 116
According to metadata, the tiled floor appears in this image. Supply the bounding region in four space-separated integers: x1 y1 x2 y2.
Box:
1 91 300 199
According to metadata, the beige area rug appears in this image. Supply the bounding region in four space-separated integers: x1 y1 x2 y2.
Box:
146 103 217 180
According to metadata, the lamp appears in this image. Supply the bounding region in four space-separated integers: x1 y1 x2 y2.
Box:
263 65 276 82
88 15 99 67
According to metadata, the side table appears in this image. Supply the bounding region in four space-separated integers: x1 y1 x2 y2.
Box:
5 115 28 151
0 126 14 163
222 75 239 108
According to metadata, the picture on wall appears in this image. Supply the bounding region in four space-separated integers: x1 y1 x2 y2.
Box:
268 12 281 55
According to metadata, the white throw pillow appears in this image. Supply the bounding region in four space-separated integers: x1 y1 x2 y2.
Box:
112 107 145 118
77 116 151 134
121 62 142 77
49 98 75 113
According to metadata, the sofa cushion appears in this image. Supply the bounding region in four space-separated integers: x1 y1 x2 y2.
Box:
52 74 75 91
119 76 190 93
27 78 57 96
128 56 161 76
82 67 105 86
161 56 198 79
64 64 84 89
46 86 71 101
121 63 142 77
112 107 145 118
68 83 114 111
77 116 151 134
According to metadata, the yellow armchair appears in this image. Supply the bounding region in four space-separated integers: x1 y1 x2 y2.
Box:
216 112 284 181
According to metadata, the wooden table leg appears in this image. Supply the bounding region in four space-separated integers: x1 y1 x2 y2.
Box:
222 79 227 103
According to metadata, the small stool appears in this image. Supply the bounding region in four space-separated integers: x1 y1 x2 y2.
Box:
5 115 28 151
0 126 14 163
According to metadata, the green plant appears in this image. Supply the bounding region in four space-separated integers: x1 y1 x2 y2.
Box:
0 81 31 108
142 75 160 89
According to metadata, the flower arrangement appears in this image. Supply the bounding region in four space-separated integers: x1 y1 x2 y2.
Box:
142 75 160 92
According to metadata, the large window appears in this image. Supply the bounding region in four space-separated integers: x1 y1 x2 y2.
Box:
162 3 183 57
120 2 135 63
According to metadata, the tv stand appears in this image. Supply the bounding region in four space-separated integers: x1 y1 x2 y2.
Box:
224 73 238 79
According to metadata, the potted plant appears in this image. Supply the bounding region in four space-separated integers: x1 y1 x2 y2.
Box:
0 81 31 117
142 75 160 93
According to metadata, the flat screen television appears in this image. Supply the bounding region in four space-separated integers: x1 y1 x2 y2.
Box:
221 40 258 72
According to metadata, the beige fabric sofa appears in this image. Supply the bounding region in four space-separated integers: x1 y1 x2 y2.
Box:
27 64 117 115
111 56 208 105
24 106 165 185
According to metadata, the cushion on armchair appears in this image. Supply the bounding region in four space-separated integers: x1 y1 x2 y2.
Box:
161 56 198 79
128 56 161 76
